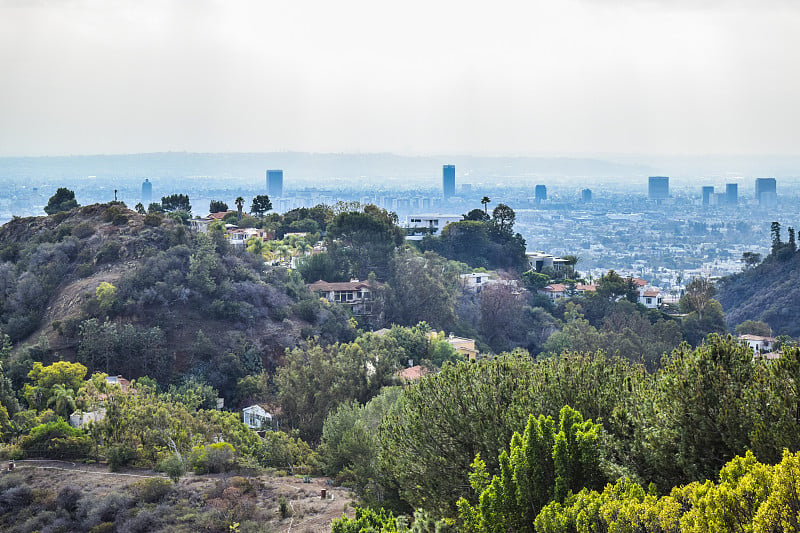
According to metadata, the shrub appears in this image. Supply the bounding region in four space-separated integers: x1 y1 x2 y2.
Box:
95 241 121 264
132 478 173 504
143 213 162 227
72 222 95 239
106 443 138 472
0 485 33 513
157 453 186 483
189 442 236 474
18 420 93 460
56 485 83 513
278 496 291 519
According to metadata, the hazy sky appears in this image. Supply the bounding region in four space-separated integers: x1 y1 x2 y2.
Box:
1 0 799 157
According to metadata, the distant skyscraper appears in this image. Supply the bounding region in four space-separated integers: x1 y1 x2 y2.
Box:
702 186 714 206
535 184 547 203
267 170 283 198
648 176 669 200
581 188 592 202
442 165 455 198
141 178 152 206
755 178 777 206
726 183 738 205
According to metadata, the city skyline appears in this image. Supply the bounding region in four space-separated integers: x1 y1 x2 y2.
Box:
2 1 799 158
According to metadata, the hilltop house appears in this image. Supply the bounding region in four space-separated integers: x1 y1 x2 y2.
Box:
404 214 462 240
460 273 519 294
242 404 273 430
739 334 778 354
308 279 378 316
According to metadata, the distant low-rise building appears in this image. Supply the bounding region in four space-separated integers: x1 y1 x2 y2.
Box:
242 404 273 430
739 334 778 354
308 279 378 316
526 252 568 273
404 214 462 240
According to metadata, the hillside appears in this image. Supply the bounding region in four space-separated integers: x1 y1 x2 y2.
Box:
717 252 800 336
0 461 354 532
0 204 354 404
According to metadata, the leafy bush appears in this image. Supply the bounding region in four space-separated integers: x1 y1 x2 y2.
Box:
17 420 92 459
143 213 162 227
95 241 122 264
157 453 186 483
72 222 95 239
106 443 139 472
56 485 83 513
189 442 237 474
131 478 173 504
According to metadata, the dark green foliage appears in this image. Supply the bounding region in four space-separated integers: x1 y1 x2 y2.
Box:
326 206 404 281
718 249 800 336
72 221 95 238
276 334 400 442
78 319 169 381
143 212 162 226
297 251 344 283
419 218 527 272
463 208 489 221
44 187 80 215
209 200 228 213
106 444 139 472
18 419 92 459
160 193 191 213
250 194 272 216
384 250 460 331
95 240 121 264
378 351 644 515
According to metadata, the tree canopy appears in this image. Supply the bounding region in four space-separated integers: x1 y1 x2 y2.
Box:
44 188 79 215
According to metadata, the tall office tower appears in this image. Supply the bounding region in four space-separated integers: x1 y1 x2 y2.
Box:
267 170 284 198
755 178 777 206
726 183 738 205
648 176 669 200
581 188 592 202
702 186 714 206
141 178 152 206
442 165 456 198
534 184 547 203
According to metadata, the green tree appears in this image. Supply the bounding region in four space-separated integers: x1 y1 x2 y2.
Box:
161 193 191 213
491 203 515 234
771 221 782 255
47 383 77 419
235 196 244 221
276 334 399 442
134 202 146 215
44 187 80 215
734 319 772 337
384 250 459 331
457 406 606 532
741 251 762 270
251 194 273 217
326 206 404 280
24 361 87 411
209 200 228 213
481 196 491 214
463 208 489 222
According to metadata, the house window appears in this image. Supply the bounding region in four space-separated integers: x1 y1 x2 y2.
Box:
646 298 652 304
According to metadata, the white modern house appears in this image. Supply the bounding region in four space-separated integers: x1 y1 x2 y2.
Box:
242 404 273 430
404 214 462 240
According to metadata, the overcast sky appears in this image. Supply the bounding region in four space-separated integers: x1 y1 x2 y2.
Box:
1 0 799 157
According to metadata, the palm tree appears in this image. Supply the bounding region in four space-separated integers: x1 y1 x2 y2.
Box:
561 255 580 279
235 197 244 222
481 196 491 214
246 236 267 257
48 384 76 419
